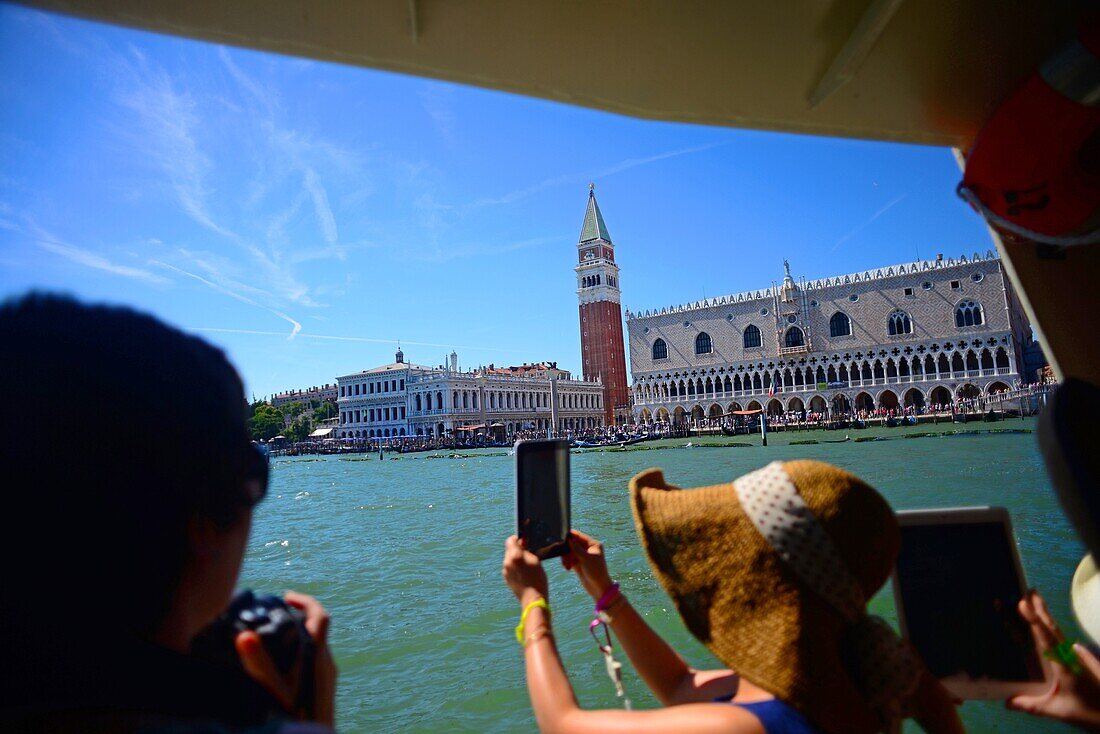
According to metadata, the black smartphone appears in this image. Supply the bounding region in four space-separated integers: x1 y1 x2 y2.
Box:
515 439 570 560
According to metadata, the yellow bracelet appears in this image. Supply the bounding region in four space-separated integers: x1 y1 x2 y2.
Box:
515 597 550 644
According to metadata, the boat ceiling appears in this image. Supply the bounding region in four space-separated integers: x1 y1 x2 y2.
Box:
18 0 1092 148
15 0 1100 384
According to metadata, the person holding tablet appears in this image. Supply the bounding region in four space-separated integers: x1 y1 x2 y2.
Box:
1005 376 1100 730
502 459 962 734
1006 589 1100 730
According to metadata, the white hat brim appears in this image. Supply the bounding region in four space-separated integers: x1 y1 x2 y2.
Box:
1071 554 1100 645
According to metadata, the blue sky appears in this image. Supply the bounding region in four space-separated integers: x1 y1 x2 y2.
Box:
0 6 994 400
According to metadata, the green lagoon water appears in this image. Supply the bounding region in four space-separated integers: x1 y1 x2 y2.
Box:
241 419 1083 733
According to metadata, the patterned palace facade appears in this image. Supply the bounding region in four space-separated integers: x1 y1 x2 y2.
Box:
625 251 1031 423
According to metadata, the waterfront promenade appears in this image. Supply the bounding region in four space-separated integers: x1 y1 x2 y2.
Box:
269 386 1049 456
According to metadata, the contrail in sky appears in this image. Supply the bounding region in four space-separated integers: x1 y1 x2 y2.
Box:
830 193 908 252
153 261 303 339
470 141 728 207
189 327 508 353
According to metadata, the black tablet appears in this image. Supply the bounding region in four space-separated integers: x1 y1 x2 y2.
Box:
892 507 1049 699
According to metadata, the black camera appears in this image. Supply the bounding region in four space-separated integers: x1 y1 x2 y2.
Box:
191 589 315 715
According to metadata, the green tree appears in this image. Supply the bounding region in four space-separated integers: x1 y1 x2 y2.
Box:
285 414 312 442
313 401 337 421
249 404 284 440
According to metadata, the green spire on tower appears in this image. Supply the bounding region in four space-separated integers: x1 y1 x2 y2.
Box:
579 184 612 244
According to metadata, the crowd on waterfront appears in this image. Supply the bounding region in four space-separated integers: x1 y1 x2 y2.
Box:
649 388 1052 434
270 397 1039 454
268 382 1055 456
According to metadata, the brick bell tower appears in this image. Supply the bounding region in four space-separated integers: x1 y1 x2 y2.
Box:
576 184 629 425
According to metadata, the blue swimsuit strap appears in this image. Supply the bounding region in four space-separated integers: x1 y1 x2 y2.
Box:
714 696 822 734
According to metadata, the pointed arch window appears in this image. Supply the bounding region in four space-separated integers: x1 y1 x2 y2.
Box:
784 327 805 348
829 312 852 337
652 338 668 360
887 310 912 336
694 332 712 355
955 300 984 327
743 325 762 349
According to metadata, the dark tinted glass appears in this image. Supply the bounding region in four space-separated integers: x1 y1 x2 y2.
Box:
895 521 1043 683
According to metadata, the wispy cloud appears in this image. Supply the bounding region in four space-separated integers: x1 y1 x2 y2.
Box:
109 43 366 313
468 141 728 208
412 235 558 264
115 47 238 241
10 216 169 285
265 190 307 244
153 260 302 339
217 46 278 119
303 167 338 244
830 193 908 252
285 240 378 266
189 327 507 353
419 85 456 143
36 238 170 285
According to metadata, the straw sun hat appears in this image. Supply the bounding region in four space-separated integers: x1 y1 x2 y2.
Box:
629 460 920 734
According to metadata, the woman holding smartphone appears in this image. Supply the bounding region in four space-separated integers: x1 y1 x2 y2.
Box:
502 459 962 734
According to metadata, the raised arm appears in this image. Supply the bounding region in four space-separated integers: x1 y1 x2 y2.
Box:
503 535 759 734
562 530 739 705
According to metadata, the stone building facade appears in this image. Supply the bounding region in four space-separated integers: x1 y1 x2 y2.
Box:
336 349 604 439
335 351 414 439
625 251 1030 423
270 383 338 408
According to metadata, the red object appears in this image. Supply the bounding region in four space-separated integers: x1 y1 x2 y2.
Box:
963 25 1100 238
579 300 629 424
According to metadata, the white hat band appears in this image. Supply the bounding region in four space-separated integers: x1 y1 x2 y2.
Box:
733 461 866 619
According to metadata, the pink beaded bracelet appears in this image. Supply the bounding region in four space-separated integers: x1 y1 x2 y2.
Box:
594 582 621 613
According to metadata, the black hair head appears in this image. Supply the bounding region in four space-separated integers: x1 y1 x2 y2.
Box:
0 293 252 636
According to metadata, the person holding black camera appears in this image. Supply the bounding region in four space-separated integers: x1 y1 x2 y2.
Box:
0 294 336 733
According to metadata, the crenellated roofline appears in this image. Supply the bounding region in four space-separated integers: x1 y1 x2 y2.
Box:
624 250 999 321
